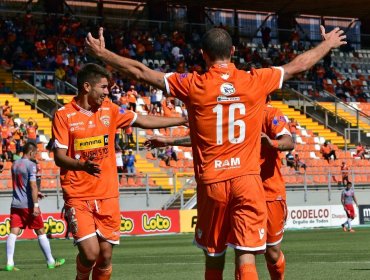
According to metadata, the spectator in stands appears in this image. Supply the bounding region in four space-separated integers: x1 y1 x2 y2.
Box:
12 122 23 153
341 182 358 233
261 26 271 48
288 118 298 143
341 161 350 186
26 118 38 144
354 142 366 159
2 100 12 117
286 151 295 169
124 126 135 148
55 64 66 94
149 88 158 115
115 145 124 182
334 82 346 100
320 140 337 163
124 149 136 177
127 85 138 112
110 82 122 104
162 145 177 166
119 92 128 109
294 153 307 172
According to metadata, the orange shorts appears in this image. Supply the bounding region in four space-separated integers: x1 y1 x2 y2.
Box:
266 200 287 246
64 197 121 245
195 175 267 256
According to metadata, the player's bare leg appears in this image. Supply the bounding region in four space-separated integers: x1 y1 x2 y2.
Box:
265 243 285 280
76 235 100 280
235 250 258 280
92 237 114 280
204 251 225 280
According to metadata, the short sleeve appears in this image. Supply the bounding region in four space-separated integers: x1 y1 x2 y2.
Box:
270 108 291 139
164 72 193 102
253 67 284 95
29 161 37 182
52 110 69 149
112 105 137 129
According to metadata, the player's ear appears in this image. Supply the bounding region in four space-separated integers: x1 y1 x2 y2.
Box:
230 46 235 56
83 82 91 94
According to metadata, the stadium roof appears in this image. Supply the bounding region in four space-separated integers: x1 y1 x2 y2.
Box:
142 0 370 20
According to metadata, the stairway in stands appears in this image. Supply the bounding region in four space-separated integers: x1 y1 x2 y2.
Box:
0 94 52 137
270 101 346 147
319 102 370 133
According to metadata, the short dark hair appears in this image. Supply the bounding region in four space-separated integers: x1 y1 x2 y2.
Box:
77 63 111 92
201 28 233 61
23 142 37 154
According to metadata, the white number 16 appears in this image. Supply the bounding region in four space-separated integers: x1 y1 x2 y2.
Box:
212 103 246 145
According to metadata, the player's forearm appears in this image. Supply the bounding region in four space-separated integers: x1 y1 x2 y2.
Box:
30 182 39 205
283 40 332 80
97 48 166 90
161 136 192 147
134 115 187 129
276 135 295 151
54 152 84 171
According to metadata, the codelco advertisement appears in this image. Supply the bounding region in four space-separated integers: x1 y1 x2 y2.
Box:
286 205 359 229
0 210 180 240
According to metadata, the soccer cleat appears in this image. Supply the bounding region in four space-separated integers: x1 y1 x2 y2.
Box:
349 229 355 233
47 258 66 269
341 224 347 232
4 265 20 271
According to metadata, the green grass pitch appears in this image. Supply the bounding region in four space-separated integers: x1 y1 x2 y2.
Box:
0 228 369 279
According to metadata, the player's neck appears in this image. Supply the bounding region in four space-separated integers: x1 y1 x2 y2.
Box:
208 59 231 68
75 96 98 112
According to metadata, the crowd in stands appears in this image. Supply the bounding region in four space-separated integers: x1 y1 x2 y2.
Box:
1 12 370 190
1 12 369 103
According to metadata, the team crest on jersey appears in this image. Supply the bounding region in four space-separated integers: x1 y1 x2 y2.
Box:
100 115 110 127
220 83 235 96
272 117 279 126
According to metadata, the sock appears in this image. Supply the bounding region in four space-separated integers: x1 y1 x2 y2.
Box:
347 218 352 229
205 268 223 280
76 254 94 280
38 234 55 265
237 263 258 280
267 251 286 280
6 233 17 266
92 264 113 280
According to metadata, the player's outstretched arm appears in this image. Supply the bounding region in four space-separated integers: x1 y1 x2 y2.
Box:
261 133 294 151
282 25 346 81
145 136 192 149
85 27 166 91
133 115 188 129
54 148 101 177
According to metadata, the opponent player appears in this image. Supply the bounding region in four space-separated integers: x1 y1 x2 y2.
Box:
52 63 187 280
85 26 346 279
341 182 358 232
5 142 65 271
144 98 294 280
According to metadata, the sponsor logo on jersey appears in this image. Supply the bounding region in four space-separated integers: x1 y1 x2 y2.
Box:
119 107 126 114
100 115 110 127
272 116 279 126
259 228 265 240
220 83 236 96
217 96 240 102
214 157 241 170
74 135 109 151
279 116 286 123
88 120 95 129
67 112 77 118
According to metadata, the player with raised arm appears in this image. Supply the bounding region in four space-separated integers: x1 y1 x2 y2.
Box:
52 63 187 280
5 142 65 271
85 26 346 279
145 97 294 280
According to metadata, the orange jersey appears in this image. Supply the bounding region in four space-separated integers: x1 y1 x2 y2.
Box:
320 145 331 155
1 126 9 139
26 126 37 139
164 64 283 184
260 105 291 201
52 98 137 200
127 90 137 103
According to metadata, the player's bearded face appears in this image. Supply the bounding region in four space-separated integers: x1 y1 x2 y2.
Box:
88 78 109 108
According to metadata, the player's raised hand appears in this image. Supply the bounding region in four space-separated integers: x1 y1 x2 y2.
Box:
85 27 106 58
320 25 347 48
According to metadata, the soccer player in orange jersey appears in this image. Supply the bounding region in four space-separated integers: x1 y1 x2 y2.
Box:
86 26 346 279
52 63 187 280
144 99 294 280
260 100 294 280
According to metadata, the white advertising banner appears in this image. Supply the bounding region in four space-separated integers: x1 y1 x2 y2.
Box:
286 205 359 229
